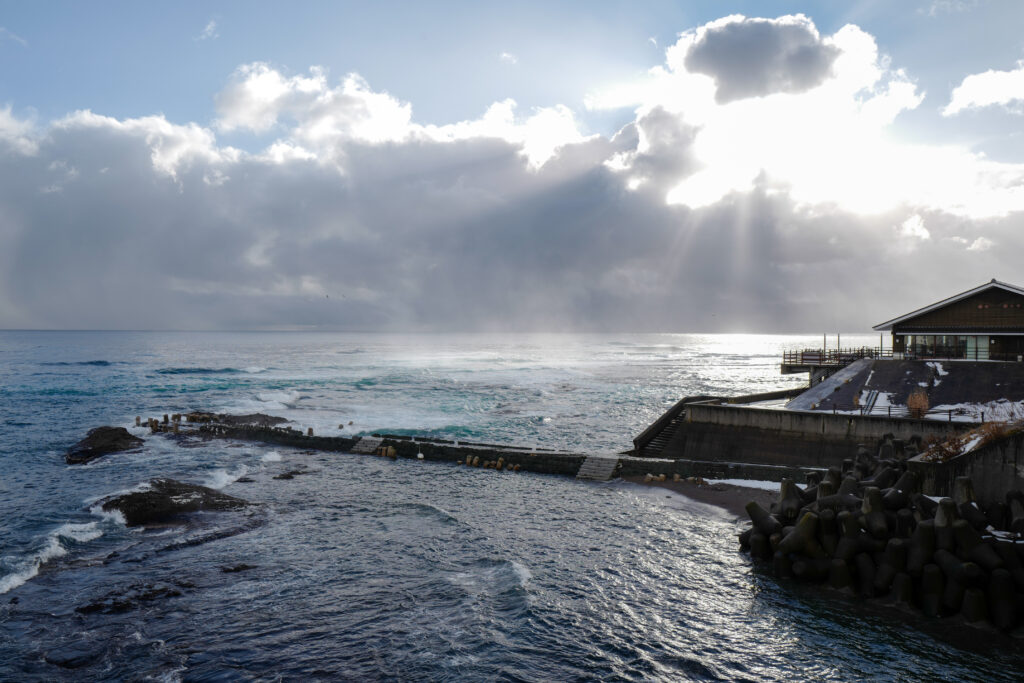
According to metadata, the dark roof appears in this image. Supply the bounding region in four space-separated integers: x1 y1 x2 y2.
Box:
872 279 1024 331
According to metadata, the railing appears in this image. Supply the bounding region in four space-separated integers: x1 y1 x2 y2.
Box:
814 403 984 422
781 347 892 367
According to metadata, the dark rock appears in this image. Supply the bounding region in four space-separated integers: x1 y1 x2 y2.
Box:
76 581 186 615
44 640 103 669
235 477 255 483
220 563 257 573
100 478 250 526
65 426 143 464
273 468 315 480
216 413 289 428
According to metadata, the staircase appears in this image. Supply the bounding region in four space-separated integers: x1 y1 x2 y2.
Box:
638 412 687 458
632 395 716 459
576 456 620 482
351 436 384 454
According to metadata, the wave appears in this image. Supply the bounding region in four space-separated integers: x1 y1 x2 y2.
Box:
203 465 250 490
40 360 117 367
256 390 303 407
156 367 245 375
261 451 282 462
0 522 104 594
448 558 534 603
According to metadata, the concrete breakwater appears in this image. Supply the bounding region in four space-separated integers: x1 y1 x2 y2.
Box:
739 441 1024 633
190 421 832 483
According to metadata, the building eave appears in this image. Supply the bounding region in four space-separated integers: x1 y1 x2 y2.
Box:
872 279 1024 331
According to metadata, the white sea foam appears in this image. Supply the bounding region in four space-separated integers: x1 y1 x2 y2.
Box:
89 502 127 526
244 366 267 374
261 451 282 462
204 465 249 489
257 389 302 408
0 539 62 594
0 520 106 594
54 521 103 543
509 561 532 587
82 480 153 506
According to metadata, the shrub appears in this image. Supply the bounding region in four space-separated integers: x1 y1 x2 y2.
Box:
907 388 929 419
921 433 968 463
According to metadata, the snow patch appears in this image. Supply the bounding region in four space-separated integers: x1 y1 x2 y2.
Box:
707 478 781 491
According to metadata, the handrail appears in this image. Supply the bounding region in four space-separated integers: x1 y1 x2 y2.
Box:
782 346 891 367
632 395 715 453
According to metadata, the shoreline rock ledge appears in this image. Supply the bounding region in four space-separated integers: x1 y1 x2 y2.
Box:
65 426 144 464
101 478 250 526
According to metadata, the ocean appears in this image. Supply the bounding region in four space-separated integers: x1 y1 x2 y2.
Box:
0 331 1019 680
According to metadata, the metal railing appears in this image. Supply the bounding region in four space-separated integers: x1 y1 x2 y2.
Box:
815 403 984 422
781 347 892 367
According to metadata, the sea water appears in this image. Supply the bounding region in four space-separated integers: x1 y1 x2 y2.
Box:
0 331 1019 680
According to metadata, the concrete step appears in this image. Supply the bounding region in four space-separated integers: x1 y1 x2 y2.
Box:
576 456 620 481
351 436 384 454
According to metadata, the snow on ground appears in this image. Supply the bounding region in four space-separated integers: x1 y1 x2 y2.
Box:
707 478 781 491
930 399 1024 422
926 361 948 377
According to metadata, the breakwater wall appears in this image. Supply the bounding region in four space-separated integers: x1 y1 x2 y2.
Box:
199 424 587 477
909 432 1024 505
663 403 976 469
194 422 824 484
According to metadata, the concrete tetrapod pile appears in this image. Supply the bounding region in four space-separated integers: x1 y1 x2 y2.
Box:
739 443 1024 632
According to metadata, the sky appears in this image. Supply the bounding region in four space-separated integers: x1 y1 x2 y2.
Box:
1 0 1024 332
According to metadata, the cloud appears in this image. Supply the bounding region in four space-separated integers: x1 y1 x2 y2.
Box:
923 0 979 16
586 17 1024 220
0 26 27 47
944 60 1024 116
898 214 930 240
215 63 588 167
682 14 840 103
499 52 518 65
1 17 1024 332
196 19 219 41
0 106 38 155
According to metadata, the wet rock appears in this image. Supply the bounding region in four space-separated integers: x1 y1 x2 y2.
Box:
100 478 250 526
44 640 103 669
218 413 289 427
75 581 187 615
220 563 257 573
65 426 143 464
273 469 314 480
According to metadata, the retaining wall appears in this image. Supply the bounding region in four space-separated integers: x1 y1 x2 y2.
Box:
660 404 975 469
908 432 1024 505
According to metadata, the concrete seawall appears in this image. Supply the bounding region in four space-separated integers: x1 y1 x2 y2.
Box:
194 423 823 484
661 403 976 469
909 431 1024 504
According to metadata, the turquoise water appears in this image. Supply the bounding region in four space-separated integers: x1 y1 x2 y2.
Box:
1 331 1019 680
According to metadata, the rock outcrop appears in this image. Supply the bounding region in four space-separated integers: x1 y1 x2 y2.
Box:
65 426 144 464
100 478 250 526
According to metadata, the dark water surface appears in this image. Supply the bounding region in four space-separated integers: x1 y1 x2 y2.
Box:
1 331 1020 680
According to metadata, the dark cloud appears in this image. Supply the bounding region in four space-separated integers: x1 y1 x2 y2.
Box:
683 15 840 103
0 78 1014 333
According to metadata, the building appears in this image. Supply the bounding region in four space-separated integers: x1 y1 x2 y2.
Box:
873 279 1024 361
